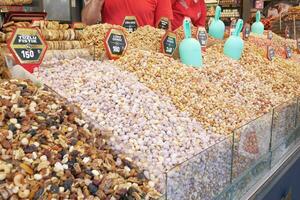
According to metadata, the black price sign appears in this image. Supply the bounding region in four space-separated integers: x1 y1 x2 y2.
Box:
267 31 273 40
157 17 170 30
267 46 275 61
285 46 292 58
161 32 177 57
8 28 47 67
122 16 138 32
197 27 207 47
243 24 250 39
104 28 128 60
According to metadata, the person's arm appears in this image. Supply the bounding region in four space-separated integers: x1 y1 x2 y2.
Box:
155 0 173 27
81 0 104 25
193 0 207 27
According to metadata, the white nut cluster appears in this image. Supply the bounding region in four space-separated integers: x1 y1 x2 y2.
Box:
37 58 223 190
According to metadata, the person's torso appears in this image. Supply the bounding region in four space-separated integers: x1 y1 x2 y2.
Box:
102 0 158 26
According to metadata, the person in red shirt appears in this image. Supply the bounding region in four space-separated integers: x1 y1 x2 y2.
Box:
82 0 173 28
172 0 207 30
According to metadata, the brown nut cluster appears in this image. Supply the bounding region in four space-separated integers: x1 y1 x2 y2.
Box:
0 79 160 199
115 46 299 135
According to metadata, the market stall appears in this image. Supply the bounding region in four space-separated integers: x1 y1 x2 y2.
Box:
0 0 300 200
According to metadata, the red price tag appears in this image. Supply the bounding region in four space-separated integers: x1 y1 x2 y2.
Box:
104 28 128 60
7 27 47 73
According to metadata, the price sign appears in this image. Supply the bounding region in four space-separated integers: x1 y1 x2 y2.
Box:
267 31 273 40
104 28 128 60
197 27 207 48
285 26 290 39
285 46 292 58
229 19 237 36
267 46 275 61
243 24 251 40
161 31 177 57
157 17 170 30
122 16 138 32
7 28 47 73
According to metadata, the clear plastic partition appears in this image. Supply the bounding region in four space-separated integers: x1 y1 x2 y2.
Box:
270 98 298 166
166 136 233 200
296 97 300 128
231 112 272 181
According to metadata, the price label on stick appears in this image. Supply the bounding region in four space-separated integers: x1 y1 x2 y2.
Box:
285 46 292 59
7 27 47 73
267 31 273 40
285 26 290 39
157 17 170 30
243 24 250 40
104 28 128 60
161 31 177 57
267 46 275 61
122 16 138 32
197 27 208 48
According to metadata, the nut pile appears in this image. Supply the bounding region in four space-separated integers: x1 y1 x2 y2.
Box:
0 0 32 5
36 58 223 191
115 48 286 135
44 49 93 61
127 26 166 52
240 43 300 98
0 79 160 199
82 24 128 59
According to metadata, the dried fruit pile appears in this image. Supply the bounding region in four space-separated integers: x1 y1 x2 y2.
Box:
0 79 160 199
115 48 288 135
36 58 223 191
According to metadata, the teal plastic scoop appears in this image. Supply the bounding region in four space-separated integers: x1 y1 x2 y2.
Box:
179 18 202 67
224 19 244 60
251 11 264 35
208 6 225 39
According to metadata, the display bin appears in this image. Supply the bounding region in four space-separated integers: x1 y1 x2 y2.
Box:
270 98 298 167
231 112 272 181
165 136 233 200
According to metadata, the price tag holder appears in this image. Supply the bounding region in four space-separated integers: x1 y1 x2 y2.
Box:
267 46 275 61
285 26 290 39
229 19 237 36
157 17 170 30
267 31 273 40
161 31 177 57
104 28 128 60
7 27 47 73
122 16 138 32
285 46 292 59
243 23 251 40
197 27 207 49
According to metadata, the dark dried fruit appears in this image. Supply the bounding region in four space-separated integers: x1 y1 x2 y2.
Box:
88 183 98 195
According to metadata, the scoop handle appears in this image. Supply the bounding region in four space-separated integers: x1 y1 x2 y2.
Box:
183 17 191 38
234 19 244 36
256 11 261 22
215 6 221 21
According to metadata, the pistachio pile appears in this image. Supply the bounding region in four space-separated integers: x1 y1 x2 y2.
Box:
36 58 223 192
127 26 166 52
115 48 290 135
0 79 160 199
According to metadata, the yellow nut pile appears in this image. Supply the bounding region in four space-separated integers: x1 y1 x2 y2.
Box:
127 26 166 52
115 47 291 135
